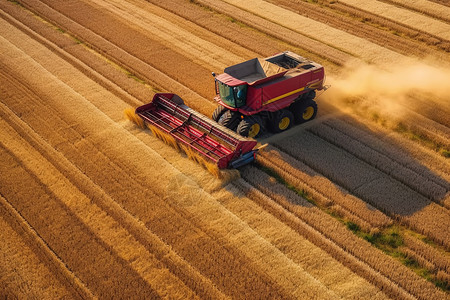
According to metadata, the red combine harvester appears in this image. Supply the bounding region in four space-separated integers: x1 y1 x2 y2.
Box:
212 51 325 137
135 51 325 169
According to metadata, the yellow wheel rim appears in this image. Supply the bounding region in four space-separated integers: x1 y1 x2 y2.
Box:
248 123 260 138
303 106 314 120
278 117 290 130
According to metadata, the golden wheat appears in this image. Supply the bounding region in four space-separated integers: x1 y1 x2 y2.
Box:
218 179 391 299
403 236 450 274
124 108 145 128
339 0 450 41
0 196 76 299
309 119 448 203
258 147 392 229
236 167 445 300
124 108 242 179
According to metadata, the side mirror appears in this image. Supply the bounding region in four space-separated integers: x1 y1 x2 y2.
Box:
212 72 216 77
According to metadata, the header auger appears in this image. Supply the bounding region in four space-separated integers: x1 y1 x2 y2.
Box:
134 93 259 172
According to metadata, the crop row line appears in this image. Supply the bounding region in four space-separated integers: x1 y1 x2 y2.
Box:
0 96 228 299
267 0 447 61
337 0 450 42
249 159 447 299
309 120 448 204
261 145 392 228
237 167 439 299
273 130 450 249
0 39 292 297
0 4 142 109
0 191 93 299
14 0 215 114
0 31 250 296
255 151 449 291
320 0 450 51
379 0 450 24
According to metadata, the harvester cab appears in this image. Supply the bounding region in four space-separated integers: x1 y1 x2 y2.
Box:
212 51 325 138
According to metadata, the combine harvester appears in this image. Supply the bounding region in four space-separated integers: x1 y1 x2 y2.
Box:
131 51 325 175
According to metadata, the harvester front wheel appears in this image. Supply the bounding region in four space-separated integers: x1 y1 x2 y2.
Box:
212 105 227 122
291 99 317 124
218 110 240 130
270 109 294 133
237 115 264 138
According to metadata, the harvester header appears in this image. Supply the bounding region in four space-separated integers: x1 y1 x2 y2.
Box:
135 93 259 170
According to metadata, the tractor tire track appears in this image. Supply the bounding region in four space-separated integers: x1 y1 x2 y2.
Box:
0 194 91 299
0 93 226 300
380 0 450 23
268 0 449 61
243 162 447 300
0 126 162 299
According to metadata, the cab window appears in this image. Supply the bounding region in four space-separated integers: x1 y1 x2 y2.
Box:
217 81 247 108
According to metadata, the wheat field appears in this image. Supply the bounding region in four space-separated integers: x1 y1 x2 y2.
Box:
0 0 449 298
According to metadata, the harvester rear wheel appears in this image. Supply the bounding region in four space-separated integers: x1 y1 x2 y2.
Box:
270 109 294 133
237 115 264 138
218 110 240 130
212 105 227 122
291 99 317 124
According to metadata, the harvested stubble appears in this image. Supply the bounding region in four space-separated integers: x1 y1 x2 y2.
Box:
124 108 238 179
0 196 78 299
215 179 390 299
403 236 450 274
258 146 392 230
309 119 448 203
273 130 450 248
322 103 450 188
339 0 450 41
322 115 450 180
237 167 446 299
250 164 376 233
2 102 226 299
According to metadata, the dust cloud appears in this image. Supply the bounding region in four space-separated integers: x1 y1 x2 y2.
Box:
322 60 450 118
